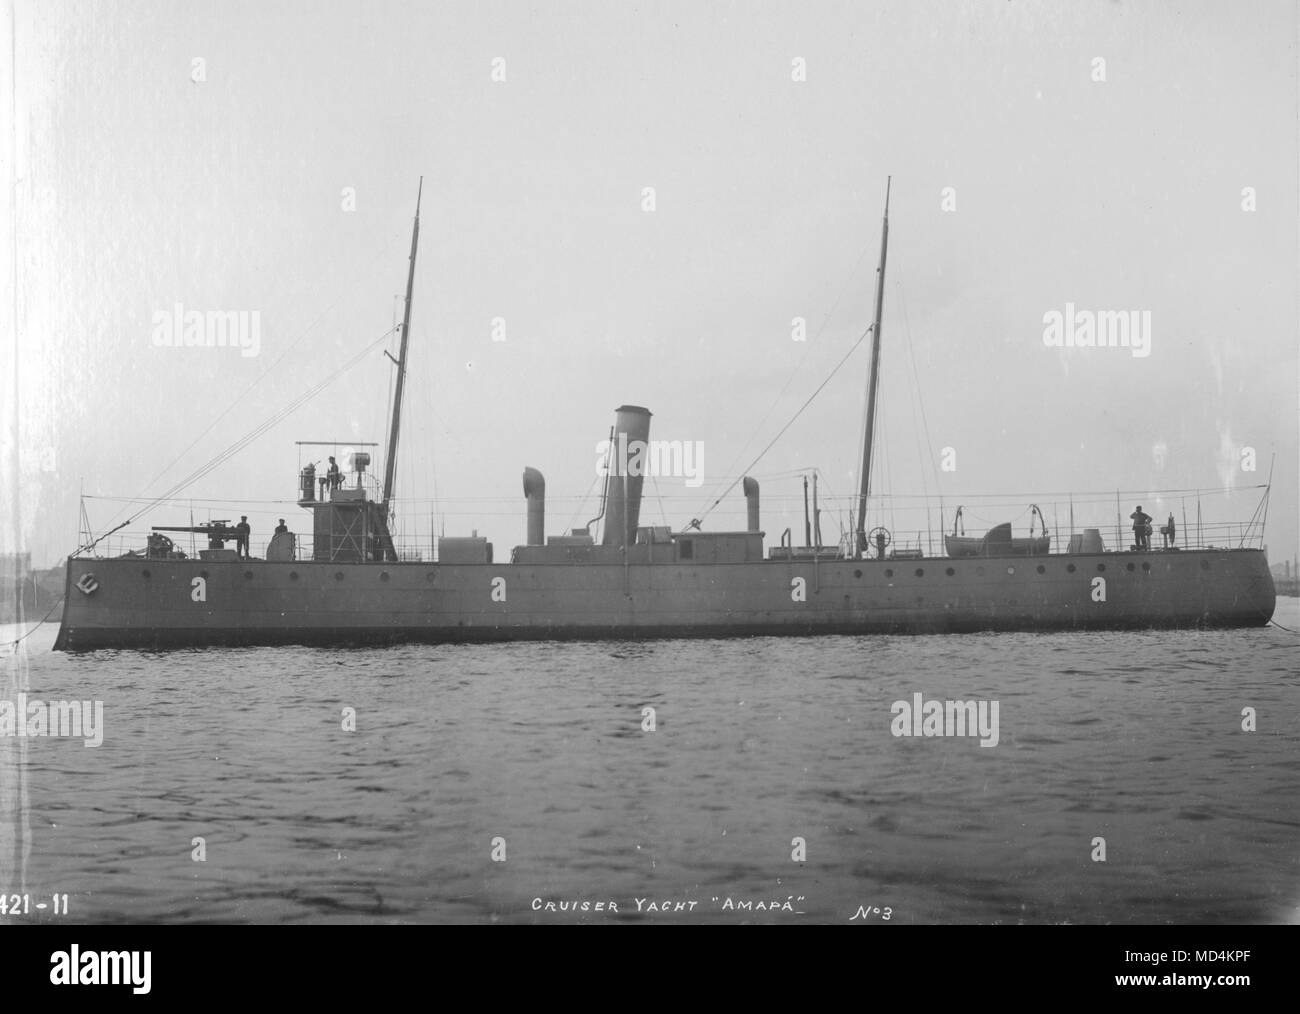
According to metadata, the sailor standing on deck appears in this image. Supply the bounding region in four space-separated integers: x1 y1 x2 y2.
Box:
327 456 342 492
1130 505 1153 551
236 516 251 558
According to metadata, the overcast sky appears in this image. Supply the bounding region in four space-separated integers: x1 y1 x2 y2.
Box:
3 0 1297 567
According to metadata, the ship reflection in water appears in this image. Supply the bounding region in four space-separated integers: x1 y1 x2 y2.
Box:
7 604 1300 924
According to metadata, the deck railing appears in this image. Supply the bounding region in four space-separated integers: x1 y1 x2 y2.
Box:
76 515 1269 563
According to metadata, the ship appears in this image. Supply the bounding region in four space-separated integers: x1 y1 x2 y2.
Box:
52 180 1277 650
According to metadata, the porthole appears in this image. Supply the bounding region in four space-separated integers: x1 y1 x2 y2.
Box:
854 569 862 578
1141 562 1151 572
380 571 390 582
1125 563 1135 572
244 570 253 580
884 568 894 578
426 572 436 583
200 569 209 579
1097 564 1106 573
334 571 345 581
141 569 151 579
290 571 299 581
1066 563 1076 573
915 568 925 578
945 567 955 577
1200 560 1210 571
1036 565 1045 574
1006 566 1015 575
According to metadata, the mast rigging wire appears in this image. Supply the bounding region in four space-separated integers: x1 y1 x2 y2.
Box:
95 219 418 536
76 325 400 553
685 323 872 530
692 237 877 521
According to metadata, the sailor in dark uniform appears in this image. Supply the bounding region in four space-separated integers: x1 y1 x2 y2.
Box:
1130 506 1152 551
236 516 252 558
327 456 342 492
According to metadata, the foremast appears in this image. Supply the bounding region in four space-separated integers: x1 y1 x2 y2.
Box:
382 178 423 517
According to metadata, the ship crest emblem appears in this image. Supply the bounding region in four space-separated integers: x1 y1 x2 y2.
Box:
75 573 99 595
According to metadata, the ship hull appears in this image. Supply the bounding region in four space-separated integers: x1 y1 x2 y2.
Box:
52 548 1276 650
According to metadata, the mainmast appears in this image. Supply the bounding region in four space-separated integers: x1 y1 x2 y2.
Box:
382 178 423 513
855 177 890 555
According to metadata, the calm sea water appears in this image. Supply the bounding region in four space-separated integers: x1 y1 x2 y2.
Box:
2 600 1297 925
